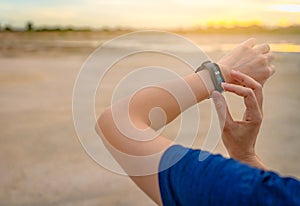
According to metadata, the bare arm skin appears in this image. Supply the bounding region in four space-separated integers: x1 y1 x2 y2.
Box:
96 38 274 205
97 65 210 205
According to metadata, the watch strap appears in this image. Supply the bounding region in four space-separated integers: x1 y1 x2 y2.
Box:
195 61 225 92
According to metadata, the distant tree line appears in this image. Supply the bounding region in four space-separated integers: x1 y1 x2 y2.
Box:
0 21 94 32
1 21 300 34
0 21 133 32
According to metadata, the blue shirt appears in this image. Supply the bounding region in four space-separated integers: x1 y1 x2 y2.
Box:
158 145 300 206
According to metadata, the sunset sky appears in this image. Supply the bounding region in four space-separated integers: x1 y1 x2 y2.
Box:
0 0 300 29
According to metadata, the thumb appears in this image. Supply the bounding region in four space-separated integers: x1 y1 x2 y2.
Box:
212 91 233 130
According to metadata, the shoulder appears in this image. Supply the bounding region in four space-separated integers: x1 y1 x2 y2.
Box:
158 145 300 206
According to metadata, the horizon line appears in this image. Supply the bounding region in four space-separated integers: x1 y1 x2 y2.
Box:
2 24 300 35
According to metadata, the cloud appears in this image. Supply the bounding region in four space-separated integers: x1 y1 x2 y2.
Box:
271 4 300 12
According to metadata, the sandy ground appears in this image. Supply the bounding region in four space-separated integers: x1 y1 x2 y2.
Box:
0 32 299 205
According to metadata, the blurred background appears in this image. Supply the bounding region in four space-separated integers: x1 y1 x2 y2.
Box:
1 0 300 205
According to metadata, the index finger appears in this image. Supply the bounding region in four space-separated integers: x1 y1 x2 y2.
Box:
222 83 261 122
230 70 263 112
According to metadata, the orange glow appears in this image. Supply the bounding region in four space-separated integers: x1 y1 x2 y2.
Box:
1 1 300 29
270 43 300 53
205 20 263 28
210 43 300 53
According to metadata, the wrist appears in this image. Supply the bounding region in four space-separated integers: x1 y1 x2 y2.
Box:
230 151 267 170
229 150 255 162
217 63 231 83
195 69 215 97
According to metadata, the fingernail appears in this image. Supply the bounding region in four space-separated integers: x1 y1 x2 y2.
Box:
221 83 226 91
221 82 228 87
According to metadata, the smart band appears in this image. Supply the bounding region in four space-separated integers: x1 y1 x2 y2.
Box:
195 61 225 92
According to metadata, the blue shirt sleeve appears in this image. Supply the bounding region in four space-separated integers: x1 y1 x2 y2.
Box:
158 145 300 206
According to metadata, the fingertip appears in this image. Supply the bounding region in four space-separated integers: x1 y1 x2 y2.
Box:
265 52 275 62
212 91 220 100
269 65 276 76
221 82 229 90
213 90 226 102
211 91 220 102
244 38 257 47
212 91 226 112
265 43 270 50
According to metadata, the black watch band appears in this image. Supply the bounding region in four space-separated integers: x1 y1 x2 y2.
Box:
195 61 225 92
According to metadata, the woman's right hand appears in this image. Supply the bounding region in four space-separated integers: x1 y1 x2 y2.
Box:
212 70 266 170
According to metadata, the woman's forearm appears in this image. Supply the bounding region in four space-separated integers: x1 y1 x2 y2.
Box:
128 70 212 130
97 69 214 156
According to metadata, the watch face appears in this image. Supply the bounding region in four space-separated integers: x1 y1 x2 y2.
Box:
217 76 222 83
